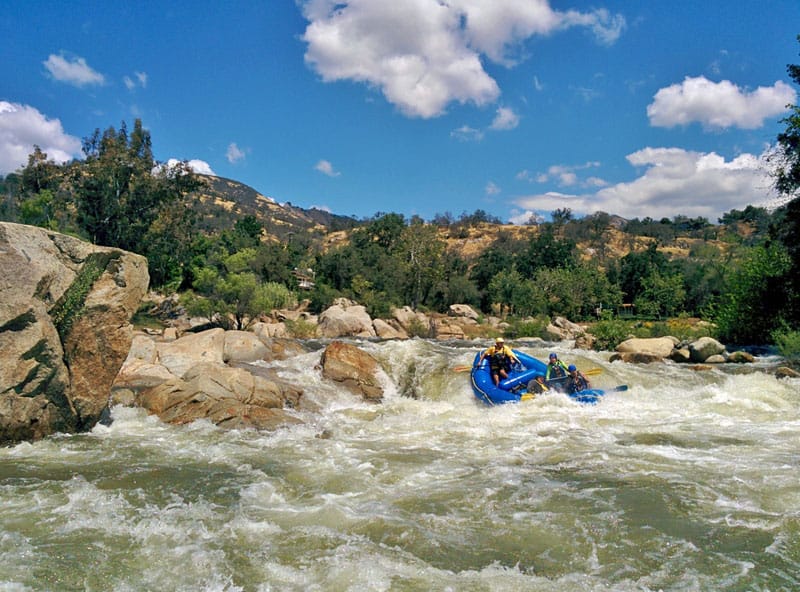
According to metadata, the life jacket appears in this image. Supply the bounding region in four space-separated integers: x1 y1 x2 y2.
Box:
546 360 568 380
568 373 589 393
488 346 512 371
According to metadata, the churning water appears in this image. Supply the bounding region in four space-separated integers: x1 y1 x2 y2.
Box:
1 339 798 591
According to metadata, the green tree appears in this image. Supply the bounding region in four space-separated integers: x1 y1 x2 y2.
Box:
398 220 444 310
768 36 800 328
516 228 577 277
713 244 791 344
488 268 523 317
633 269 686 318
72 120 200 262
612 243 673 304
185 268 296 330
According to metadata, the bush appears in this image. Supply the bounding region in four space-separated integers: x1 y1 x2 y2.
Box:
284 318 317 339
773 328 800 367
590 319 633 351
504 317 548 339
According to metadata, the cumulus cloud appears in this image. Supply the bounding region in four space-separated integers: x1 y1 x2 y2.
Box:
490 106 520 130
299 0 625 118
315 159 341 177
513 147 773 221
43 53 105 87
648 76 796 130
166 158 216 176
226 142 246 164
0 101 82 174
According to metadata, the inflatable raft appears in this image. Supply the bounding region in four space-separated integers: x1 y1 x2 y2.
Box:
470 349 614 405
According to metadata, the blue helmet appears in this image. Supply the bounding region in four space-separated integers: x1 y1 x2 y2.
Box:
568 364 577 372
549 353 557 359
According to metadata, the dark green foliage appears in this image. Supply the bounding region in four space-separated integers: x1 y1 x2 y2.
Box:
713 244 791 344
614 243 674 303
516 228 577 277
773 328 800 367
590 319 633 351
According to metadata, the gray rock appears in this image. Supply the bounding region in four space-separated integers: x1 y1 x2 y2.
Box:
0 222 148 444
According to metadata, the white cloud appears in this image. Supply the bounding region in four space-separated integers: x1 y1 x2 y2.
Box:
315 159 340 177
166 158 216 176
43 53 105 87
451 125 484 142
485 181 501 196
532 161 602 187
647 76 796 130
508 209 544 225
124 71 148 91
299 0 624 118
0 102 82 174
513 147 773 221
226 142 246 164
490 106 520 130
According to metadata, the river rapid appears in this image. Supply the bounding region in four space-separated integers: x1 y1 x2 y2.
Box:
1 339 798 592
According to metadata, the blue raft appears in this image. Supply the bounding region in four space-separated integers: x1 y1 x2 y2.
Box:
470 349 609 406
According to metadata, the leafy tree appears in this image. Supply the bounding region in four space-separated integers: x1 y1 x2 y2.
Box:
72 120 200 264
516 228 577 277
613 243 673 303
713 244 791 344
768 35 800 329
184 268 296 330
534 264 622 320
398 220 444 310
488 268 523 317
633 269 686 318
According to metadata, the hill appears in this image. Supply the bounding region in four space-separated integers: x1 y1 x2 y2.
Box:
190 175 360 241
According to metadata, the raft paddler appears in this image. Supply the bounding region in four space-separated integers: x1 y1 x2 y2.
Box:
477 337 520 386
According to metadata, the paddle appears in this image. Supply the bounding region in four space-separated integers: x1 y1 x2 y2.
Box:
454 365 604 375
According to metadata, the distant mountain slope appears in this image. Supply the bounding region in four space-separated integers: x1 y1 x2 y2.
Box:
190 175 359 240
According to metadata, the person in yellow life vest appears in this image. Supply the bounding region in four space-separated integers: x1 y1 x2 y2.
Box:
526 374 549 395
478 337 520 386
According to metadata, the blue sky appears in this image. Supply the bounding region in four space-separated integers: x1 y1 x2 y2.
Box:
2 1 799 223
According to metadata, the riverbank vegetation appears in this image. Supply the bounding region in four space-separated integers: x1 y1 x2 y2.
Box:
2 39 800 357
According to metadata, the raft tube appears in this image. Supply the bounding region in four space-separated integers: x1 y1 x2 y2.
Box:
470 349 607 406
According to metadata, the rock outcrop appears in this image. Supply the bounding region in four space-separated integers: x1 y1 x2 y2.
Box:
317 298 377 338
0 222 148 444
112 328 305 429
609 335 749 367
320 340 384 402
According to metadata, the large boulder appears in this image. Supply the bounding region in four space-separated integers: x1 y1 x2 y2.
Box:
317 299 377 338
448 304 479 321
155 329 225 378
112 330 305 430
320 341 384 401
688 336 726 363
615 336 678 359
0 223 148 444
138 362 302 430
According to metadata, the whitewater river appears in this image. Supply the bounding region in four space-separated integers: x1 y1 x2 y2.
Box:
1 339 798 591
